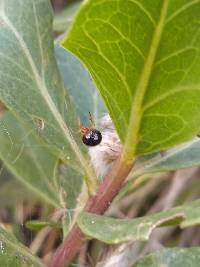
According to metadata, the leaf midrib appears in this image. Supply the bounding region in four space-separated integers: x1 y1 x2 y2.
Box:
122 0 169 163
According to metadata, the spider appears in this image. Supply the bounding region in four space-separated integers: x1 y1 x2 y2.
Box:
80 112 102 147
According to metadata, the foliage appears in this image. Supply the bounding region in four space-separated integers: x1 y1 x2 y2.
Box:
62 0 200 162
0 0 200 266
133 248 200 267
0 226 44 267
77 200 200 244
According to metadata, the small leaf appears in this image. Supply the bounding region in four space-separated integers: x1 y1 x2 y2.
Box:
63 0 200 162
26 220 61 231
133 248 200 267
77 200 200 244
0 226 44 266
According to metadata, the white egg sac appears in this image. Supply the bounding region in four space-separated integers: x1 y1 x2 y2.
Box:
88 114 122 178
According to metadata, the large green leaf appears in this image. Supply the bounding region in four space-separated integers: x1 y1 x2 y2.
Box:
62 0 200 162
0 0 96 192
0 226 44 267
133 248 200 267
77 200 200 244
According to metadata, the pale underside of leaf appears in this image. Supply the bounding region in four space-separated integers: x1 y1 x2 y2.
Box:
0 112 60 207
55 43 106 125
133 247 200 267
0 0 97 193
133 138 200 177
77 200 200 244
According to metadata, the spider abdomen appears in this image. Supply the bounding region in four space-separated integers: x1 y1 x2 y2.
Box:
82 129 102 146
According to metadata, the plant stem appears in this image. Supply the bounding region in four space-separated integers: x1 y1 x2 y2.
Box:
49 157 134 267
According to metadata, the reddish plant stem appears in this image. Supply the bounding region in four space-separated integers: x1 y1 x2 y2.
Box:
49 158 134 267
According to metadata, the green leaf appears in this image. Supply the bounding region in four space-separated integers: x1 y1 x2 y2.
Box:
55 43 106 125
53 2 81 33
0 226 44 267
26 220 61 231
133 138 200 177
118 138 200 198
0 112 84 209
55 43 106 215
62 0 200 162
133 248 200 267
0 0 97 193
0 112 59 207
0 170 39 207
55 163 86 234
77 200 200 244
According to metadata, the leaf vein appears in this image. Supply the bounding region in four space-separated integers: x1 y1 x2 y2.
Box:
0 52 34 82
83 27 133 102
31 0 44 78
90 18 145 60
128 0 156 26
166 0 200 24
143 87 200 111
155 47 197 66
